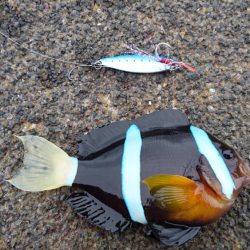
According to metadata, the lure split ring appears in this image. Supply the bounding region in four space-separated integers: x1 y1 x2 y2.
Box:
67 60 104 80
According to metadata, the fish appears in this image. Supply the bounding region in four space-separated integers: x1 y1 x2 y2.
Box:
7 109 250 246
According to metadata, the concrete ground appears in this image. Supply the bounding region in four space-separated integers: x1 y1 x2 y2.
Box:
0 1 249 249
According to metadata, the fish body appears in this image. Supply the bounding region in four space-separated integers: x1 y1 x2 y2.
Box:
8 109 250 246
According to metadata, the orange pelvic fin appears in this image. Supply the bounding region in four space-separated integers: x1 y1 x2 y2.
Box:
143 175 202 212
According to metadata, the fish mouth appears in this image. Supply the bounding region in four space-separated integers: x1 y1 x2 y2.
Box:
238 159 250 186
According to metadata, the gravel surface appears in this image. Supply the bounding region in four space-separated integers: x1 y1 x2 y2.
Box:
0 1 249 249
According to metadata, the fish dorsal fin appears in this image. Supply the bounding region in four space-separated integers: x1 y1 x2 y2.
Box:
143 175 201 212
78 109 189 158
150 221 200 246
66 192 131 233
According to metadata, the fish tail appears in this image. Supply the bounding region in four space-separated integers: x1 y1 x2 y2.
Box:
7 135 78 192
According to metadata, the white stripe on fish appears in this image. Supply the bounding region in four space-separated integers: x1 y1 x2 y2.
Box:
190 126 235 199
121 124 147 224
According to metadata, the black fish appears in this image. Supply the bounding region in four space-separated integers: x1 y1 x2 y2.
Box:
8 109 250 246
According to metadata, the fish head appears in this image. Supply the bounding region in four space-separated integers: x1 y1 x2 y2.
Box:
211 135 250 186
199 133 250 200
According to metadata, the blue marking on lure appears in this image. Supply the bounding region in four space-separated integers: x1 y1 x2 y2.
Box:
190 125 235 199
121 124 147 224
100 54 172 73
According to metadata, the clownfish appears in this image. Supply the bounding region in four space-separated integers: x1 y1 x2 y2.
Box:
7 109 250 246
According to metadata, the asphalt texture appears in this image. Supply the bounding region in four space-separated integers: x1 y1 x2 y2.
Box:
0 1 249 249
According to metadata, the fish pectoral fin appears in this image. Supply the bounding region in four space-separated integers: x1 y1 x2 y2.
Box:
66 192 131 233
149 221 200 246
143 175 202 212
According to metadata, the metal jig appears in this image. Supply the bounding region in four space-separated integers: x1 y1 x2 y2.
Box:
0 30 196 80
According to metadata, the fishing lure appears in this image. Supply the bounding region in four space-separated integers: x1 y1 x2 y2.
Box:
8 109 250 246
0 31 195 78
68 43 196 78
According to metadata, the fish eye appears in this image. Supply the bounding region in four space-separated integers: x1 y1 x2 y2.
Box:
223 149 234 160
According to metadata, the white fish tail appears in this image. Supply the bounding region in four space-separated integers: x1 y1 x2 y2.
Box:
7 136 78 192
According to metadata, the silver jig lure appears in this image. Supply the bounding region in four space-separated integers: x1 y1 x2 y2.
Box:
0 31 196 81
67 43 196 79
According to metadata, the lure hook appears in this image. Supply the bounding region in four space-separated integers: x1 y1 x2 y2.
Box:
67 60 103 81
155 43 196 72
155 42 172 60
67 66 80 81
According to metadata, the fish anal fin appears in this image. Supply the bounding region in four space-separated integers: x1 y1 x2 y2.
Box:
66 192 131 233
150 221 200 246
143 175 202 212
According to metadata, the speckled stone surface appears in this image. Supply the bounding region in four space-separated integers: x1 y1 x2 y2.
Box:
0 1 249 249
